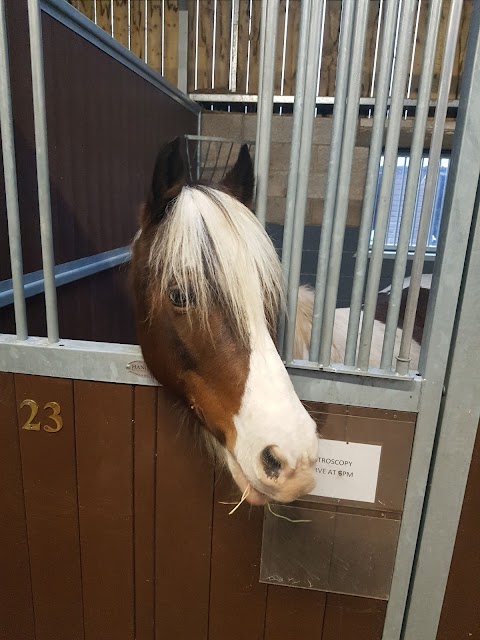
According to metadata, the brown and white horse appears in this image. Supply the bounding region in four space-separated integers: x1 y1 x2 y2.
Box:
131 139 429 506
131 138 318 506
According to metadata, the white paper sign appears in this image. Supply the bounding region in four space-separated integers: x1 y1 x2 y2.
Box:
310 439 382 503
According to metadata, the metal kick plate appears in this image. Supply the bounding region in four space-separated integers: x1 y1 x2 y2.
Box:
260 505 401 600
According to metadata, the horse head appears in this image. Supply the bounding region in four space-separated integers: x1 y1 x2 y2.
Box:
131 138 318 505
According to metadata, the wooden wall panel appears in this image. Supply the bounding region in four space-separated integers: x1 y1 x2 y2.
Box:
164 0 180 85
0 373 35 640
15 374 84 640
321 594 387 640
134 386 157 640
74 380 135 640
208 471 267 640
264 585 326 640
154 390 214 640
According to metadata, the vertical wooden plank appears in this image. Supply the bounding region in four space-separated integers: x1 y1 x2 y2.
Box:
274 0 287 95
452 0 473 99
134 386 157 640
214 0 231 91
15 374 84 640
208 471 267 640
130 0 146 61
113 0 129 47
76 0 95 22
281 0 300 97
0 373 35 640
146 0 163 73
264 585 327 640
164 0 179 84
97 0 112 34
362 1 381 97
197 0 214 90
75 380 134 640
321 594 387 640
319 0 341 97
246 0 262 95
236 0 251 94
154 389 214 640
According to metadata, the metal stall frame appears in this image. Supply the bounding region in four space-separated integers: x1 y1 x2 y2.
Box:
1 1 480 638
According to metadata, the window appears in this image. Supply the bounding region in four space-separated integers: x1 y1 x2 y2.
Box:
371 154 450 253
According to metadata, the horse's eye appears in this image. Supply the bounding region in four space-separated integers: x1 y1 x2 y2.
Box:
168 288 196 308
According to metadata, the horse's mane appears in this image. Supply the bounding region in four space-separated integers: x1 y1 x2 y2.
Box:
146 185 283 343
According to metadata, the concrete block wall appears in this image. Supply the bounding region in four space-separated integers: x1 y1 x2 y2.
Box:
200 112 443 306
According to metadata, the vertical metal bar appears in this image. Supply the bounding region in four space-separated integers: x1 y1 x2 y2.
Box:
382 3 480 636
369 0 384 99
0 0 28 340
245 0 253 93
194 0 199 90
212 0 217 89
396 0 464 376
161 0 164 74
345 2 398 366
128 0 131 50
255 0 280 226
199 141 211 180
308 0 355 361
110 0 114 37
283 0 325 363
254 0 269 186
178 4 189 93
280 0 289 98
229 0 240 92
314 0 327 117
94 0 97 24
407 0 422 100
380 0 444 370
402 187 480 640
389 0 403 97
356 0 417 371
221 142 234 179
317 0 370 367
26 0 59 343
144 0 148 64
277 0 312 351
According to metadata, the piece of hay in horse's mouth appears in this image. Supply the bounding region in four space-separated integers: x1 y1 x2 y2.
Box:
219 485 311 522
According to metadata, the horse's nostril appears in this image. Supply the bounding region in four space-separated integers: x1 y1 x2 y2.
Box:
261 446 283 479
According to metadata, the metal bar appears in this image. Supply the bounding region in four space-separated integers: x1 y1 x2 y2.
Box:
94 0 97 24
229 0 240 92
0 247 131 308
356 0 417 371
0 0 28 339
245 0 253 93
402 185 480 639
144 0 148 64
383 2 480 635
110 0 113 36
42 0 201 114
277 0 312 352
0 334 423 411
178 7 188 93
253 0 269 189
189 93 459 109
199 140 212 180
27 0 59 343
127 0 131 50
407 0 422 99
397 0 463 376
317 0 370 367
221 142 234 180
314 0 327 117
255 0 280 226
161 0 165 74
308 0 355 361
369 0 384 99
212 0 217 89
279 0 289 97
194 0 199 90
284 0 325 363
185 134 255 144
380 0 444 370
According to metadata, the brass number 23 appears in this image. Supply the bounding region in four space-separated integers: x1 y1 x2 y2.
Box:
20 399 63 433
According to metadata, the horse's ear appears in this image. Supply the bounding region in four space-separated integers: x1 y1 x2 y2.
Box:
145 137 186 225
222 144 254 209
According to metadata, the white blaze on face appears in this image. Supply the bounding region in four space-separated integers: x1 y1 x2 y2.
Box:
231 323 319 503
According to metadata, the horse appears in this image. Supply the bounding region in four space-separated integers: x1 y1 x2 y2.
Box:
131 138 429 506
131 138 319 506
